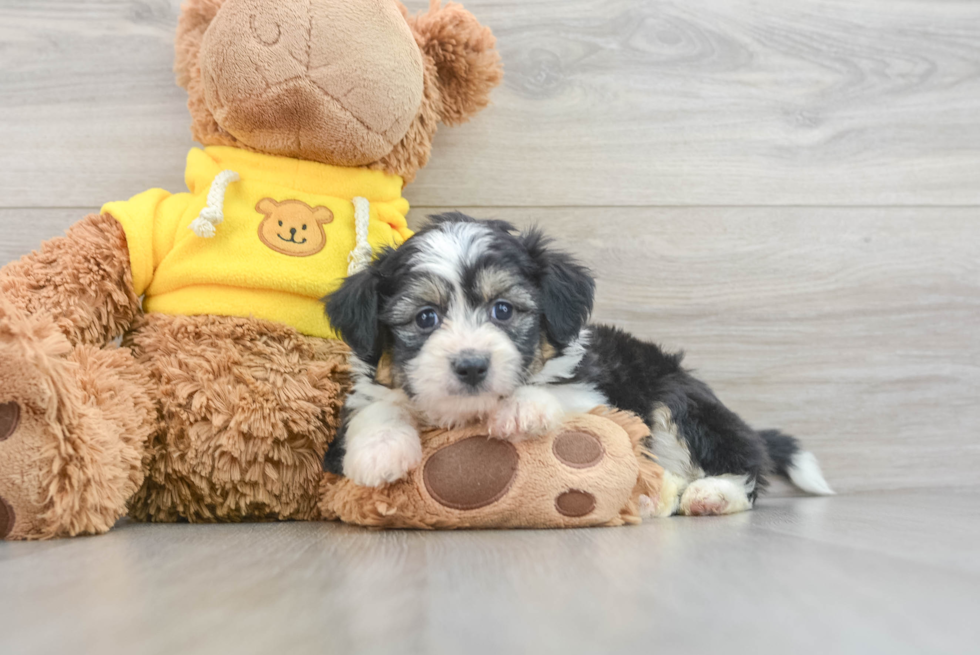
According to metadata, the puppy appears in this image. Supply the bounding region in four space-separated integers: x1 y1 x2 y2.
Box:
322 213 833 516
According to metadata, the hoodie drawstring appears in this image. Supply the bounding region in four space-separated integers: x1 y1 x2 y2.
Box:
348 196 372 275
189 170 240 238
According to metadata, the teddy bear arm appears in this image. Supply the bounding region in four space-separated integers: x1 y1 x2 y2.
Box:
320 409 667 529
0 213 141 347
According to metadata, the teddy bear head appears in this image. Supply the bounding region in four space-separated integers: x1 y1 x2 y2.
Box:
174 0 502 182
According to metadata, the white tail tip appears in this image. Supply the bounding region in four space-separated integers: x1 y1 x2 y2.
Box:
788 451 835 495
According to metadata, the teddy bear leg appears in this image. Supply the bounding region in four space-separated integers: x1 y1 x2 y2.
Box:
0 306 156 540
125 314 349 524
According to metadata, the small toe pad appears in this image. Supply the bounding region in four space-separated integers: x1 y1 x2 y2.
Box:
555 489 597 517
553 430 604 468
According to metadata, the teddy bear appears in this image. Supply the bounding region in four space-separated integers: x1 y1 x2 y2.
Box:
0 0 504 540
0 0 668 540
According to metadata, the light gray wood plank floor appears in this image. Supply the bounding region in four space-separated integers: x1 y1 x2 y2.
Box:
1 488 978 655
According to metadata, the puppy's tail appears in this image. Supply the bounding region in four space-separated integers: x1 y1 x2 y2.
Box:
759 429 835 495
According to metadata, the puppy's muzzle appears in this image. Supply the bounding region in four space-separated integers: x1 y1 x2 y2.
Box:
452 351 490 388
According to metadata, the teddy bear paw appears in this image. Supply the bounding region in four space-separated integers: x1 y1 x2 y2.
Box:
0 317 153 539
0 393 51 540
0 332 60 540
419 414 640 527
0 401 21 538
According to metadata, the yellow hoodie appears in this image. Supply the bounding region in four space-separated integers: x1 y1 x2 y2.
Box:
102 147 411 339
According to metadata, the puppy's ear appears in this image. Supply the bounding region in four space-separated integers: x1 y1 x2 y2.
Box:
524 229 595 346
324 267 382 364
409 1 503 125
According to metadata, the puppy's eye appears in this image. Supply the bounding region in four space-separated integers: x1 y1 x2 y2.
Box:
491 301 514 322
415 308 440 331
302 224 307 230
278 220 283 227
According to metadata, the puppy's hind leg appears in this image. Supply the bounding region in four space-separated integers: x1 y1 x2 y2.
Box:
645 397 764 517
679 475 754 516
639 472 755 518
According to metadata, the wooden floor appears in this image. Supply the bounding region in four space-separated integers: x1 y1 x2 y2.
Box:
2 488 979 655
1 0 979 652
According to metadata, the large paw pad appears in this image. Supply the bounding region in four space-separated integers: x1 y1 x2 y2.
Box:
423 437 518 510
0 401 20 441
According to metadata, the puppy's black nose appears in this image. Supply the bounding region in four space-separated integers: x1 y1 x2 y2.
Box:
453 354 490 387
289 227 297 235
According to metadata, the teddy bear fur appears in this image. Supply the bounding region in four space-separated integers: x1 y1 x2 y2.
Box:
0 0 502 540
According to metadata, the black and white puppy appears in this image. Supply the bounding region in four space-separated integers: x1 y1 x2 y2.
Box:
322 213 833 516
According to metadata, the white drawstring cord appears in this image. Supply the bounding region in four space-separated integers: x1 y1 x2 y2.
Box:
189 170 239 238
347 196 372 275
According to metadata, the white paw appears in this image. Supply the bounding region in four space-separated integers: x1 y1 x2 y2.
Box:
646 470 685 518
489 387 563 441
638 494 658 518
638 471 682 519
343 425 423 488
679 476 753 516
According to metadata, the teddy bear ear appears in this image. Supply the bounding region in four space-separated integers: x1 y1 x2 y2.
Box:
409 0 503 126
174 0 228 89
256 197 279 215
313 206 335 224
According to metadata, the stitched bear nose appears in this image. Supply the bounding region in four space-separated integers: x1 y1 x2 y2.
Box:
289 227 297 236
453 354 490 387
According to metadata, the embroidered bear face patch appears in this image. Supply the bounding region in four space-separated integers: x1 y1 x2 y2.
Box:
256 198 334 257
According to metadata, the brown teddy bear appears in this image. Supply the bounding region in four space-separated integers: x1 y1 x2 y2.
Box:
0 0 503 540
0 0 666 539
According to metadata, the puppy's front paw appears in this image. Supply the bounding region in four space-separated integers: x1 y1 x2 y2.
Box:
343 425 423 488
489 387 564 442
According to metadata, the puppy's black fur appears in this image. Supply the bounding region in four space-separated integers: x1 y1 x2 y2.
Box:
574 324 797 498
